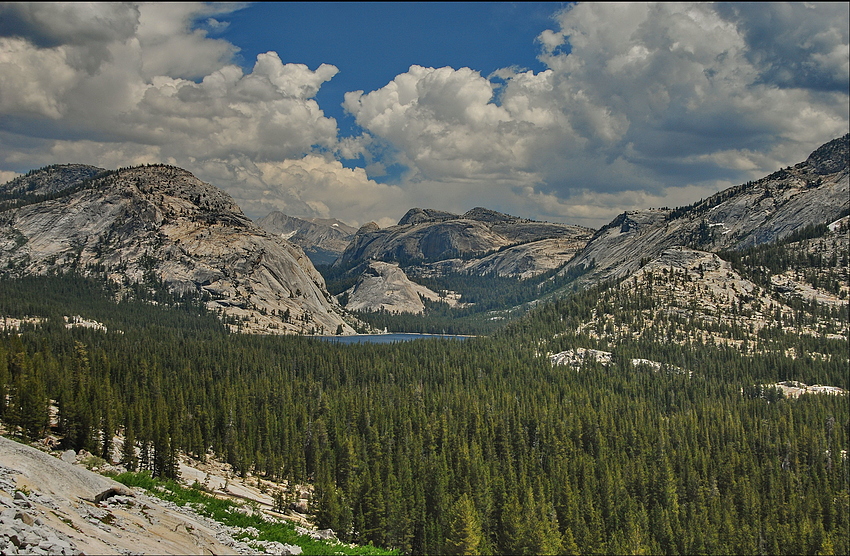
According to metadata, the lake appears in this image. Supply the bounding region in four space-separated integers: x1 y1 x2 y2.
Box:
311 333 474 344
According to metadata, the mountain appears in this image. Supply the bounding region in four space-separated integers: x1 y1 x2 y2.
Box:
256 211 357 266
0 164 354 335
540 214 848 371
336 207 593 277
321 135 848 335
561 134 849 286
420 237 590 280
0 164 104 199
342 260 462 314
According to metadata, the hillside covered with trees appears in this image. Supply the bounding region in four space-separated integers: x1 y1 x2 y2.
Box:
1 216 847 555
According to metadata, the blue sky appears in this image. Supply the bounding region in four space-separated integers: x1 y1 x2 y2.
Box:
219 2 561 179
0 2 847 228
223 3 557 121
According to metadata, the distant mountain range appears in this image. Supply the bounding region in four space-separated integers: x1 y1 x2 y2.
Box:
257 212 357 266
1 134 846 330
336 207 593 273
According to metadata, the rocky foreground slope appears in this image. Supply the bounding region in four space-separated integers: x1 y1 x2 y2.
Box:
0 436 244 555
0 435 328 555
0 165 353 335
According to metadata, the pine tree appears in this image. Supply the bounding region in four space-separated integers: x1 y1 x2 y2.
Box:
5 352 48 440
445 493 483 555
121 426 138 471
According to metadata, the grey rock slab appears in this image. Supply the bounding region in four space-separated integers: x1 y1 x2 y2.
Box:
0 524 18 540
14 511 34 526
344 261 438 314
0 165 355 336
314 528 338 541
20 531 42 546
0 437 131 504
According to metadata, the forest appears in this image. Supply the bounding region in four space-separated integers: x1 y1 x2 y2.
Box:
0 259 847 555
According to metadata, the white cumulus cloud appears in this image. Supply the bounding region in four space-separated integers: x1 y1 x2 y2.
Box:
0 2 847 229
342 3 847 226
0 2 377 222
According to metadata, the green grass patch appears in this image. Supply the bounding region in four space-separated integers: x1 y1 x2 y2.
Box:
113 472 396 555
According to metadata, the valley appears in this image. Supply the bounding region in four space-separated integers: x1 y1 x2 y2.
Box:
0 135 847 555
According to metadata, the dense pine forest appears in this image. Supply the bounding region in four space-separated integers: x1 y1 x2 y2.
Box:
1 219 848 554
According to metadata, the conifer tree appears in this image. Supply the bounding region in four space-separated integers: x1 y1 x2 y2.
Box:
445 493 483 555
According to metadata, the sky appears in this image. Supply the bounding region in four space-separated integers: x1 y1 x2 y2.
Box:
0 3 847 229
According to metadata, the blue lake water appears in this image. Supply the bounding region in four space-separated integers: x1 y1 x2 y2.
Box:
312 333 474 344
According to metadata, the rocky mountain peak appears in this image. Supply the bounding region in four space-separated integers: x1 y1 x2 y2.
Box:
397 208 458 226
122 164 245 217
562 134 850 286
804 133 849 175
0 164 105 199
461 207 519 223
356 221 381 234
257 211 357 266
0 164 354 335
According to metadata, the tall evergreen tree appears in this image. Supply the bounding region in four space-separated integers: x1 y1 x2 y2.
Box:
445 493 483 556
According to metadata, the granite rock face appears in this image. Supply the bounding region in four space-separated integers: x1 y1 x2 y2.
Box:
0 436 261 555
336 207 593 277
257 211 357 266
562 134 850 285
343 260 453 314
416 237 589 280
0 165 353 335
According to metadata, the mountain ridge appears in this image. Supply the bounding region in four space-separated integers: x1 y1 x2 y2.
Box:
560 133 849 287
0 164 354 335
256 211 357 266
336 206 593 273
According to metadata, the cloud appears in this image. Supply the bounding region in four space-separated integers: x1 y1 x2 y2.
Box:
343 65 557 182
0 37 80 118
0 2 359 221
120 53 340 160
0 2 847 230
239 155 404 227
0 170 21 184
342 3 848 226
537 3 848 171
714 2 849 92
135 3 238 80
0 4 139 48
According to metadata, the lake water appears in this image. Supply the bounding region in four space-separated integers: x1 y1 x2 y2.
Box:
312 333 474 345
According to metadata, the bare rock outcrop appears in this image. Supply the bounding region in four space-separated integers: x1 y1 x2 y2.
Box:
416 237 589 279
0 436 255 555
562 134 850 286
343 260 452 314
0 165 354 335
